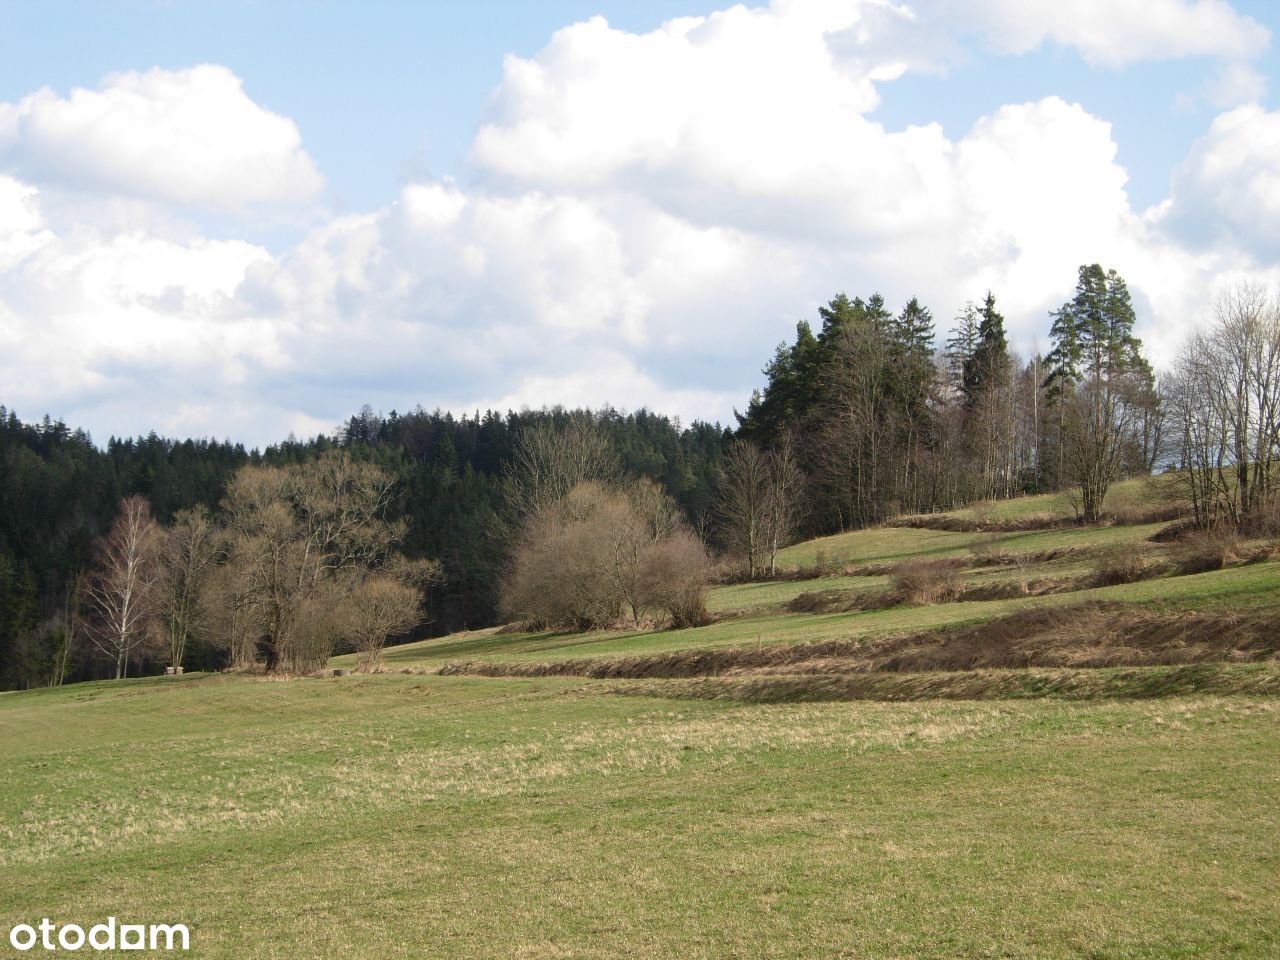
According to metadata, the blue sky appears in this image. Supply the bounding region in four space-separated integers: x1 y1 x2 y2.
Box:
3 1 730 229
2 0 1279 444
7 0 1274 226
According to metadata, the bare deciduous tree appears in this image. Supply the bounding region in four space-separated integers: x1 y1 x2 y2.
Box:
714 441 771 578
502 414 621 525
217 452 419 672
763 430 805 575
347 574 425 670
201 556 259 670
153 505 218 671
1165 283 1280 529
85 496 159 679
636 530 711 628
502 481 705 630
715 438 806 577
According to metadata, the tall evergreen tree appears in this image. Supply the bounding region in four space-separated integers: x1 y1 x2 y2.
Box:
736 321 821 442
945 302 980 400
1046 264 1152 521
964 291 1011 407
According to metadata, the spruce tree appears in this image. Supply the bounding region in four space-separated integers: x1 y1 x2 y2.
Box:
964 291 1011 407
945 302 980 400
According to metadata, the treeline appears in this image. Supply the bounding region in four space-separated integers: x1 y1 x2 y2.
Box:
734 265 1162 536
0 407 729 688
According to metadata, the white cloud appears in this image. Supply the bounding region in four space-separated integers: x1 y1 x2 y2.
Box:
0 65 323 212
1164 104 1280 257
933 0 1270 67
1 2 1277 444
0 175 53 270
0 179 283 435
1202 60 1268 107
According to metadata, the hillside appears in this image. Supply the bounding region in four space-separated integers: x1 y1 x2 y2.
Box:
2 479 1279 958
335 479 1280 689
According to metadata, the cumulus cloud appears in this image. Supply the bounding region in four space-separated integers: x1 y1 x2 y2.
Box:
1163 104 1280 258
0 65 323 212
0 0 1277 444
0 177 285 436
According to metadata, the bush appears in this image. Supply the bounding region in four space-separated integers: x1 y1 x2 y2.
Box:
969 537 1006 563
1089 546 1150 587
1172 528 1241 575
502 482 709 631
501 484 628 630
891 561 961 605
637 531 712 628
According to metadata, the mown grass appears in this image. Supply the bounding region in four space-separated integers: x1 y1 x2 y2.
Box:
617 662 1280 704
1 671 1278 958
5 498 1278 958
706 575 888 613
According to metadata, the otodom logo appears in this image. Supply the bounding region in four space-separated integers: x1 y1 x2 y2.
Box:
8 918 189 952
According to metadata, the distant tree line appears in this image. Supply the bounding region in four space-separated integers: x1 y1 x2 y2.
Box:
0 406 728 688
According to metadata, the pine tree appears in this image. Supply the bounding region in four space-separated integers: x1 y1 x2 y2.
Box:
1047 264 1152 521
735 320 822 442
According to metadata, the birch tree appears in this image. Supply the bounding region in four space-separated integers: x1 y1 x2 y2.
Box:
85 496 159 679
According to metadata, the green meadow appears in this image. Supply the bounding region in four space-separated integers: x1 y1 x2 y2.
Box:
3 477 1279 958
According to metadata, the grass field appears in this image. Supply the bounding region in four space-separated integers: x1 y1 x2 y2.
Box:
3 492 1279 958
2 673 1278 958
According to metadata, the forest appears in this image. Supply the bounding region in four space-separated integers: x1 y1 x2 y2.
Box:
1 262 1276 690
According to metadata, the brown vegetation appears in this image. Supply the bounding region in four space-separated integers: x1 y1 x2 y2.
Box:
1170 527 1244 575
612 663 1280 704
890 560 962 605
441 602 1280 682
1088 545 1155 587
889 512 1072 533
214 452 430 673
502 481 711 631
714 436 804 578
1164 283 1280 530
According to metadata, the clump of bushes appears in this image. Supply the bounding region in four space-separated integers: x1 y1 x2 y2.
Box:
1089 545 1152 587
1171 527 1242 575
891 561 962 605
637 531 713 628
502 480 711 631
968 537 1006 563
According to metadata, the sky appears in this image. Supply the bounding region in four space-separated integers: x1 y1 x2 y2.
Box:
2 0 1279 447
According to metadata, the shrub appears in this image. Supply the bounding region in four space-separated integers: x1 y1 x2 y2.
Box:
1089 545 1150 587
637 531 712 628
347 575 424 671
502 481 709 631
891 561 961 605
501 484 628 630
969 537 1006 563
1172 528 1241 575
